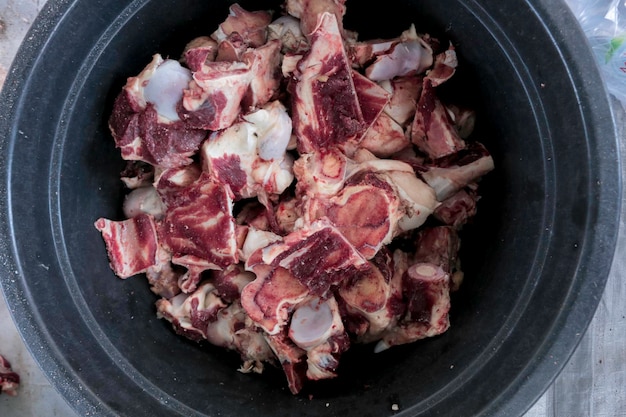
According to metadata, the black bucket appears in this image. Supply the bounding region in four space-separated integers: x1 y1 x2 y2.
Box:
0 0 621 416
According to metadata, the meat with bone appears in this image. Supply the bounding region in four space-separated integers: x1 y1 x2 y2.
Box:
293 148 349 200
94 214 159 279
156 280 227 342
414 226 464 292
338 249 405 343
364 25 434 82
295 151 439 237
246 218 369 296
181 36 218 72
420 141 495 201
424 43 458 87
109 55 207 168
286 0 347 37
342 150 439 230
212 3 272 48
410 78 466 159
267 15 309 54
351 69 391 131
264 329 307 394
241 40 283 109
433 186 479 229
211 263 256 303
160 173 238 293
180 61 252 131
291 296 350 380
359 111 410 158
145 253 183 299
206 300 275 374
241 265 310 335
375 262 451 352
123 185 166 220
291 12 365 153
201 100 294 200
241 227 282 262
215 32 248 62
315 171 403 259
98 1 496 396
0 354 19 396
379 74 422 127
414 226 460 269
154 163 202 206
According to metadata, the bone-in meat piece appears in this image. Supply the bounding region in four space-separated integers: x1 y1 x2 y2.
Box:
94 214 159 279
201 100 294 200
246 219 369 296
211 263 256 303
414 227 460 273
293 148 349 200
215 32 248 62
286 0 347 37
123 186 166 220
420 141 494 201
264 330 307 394
411 78 466 159
181 36 218 72
0 354 19 396
241 40 282 109
322 171 402 259
376 262 450 352
380 74 422 127
267 15 309 54
212 3 272 48
181 61 252 131
414 226 464 291
206 301 275 374
156 281 227 342
294 296 350 380
338 254 394 341
160 173 238 292
359 112 410 158
241 265 310 335
425 43 458 87
365 38 432 82
291 12 365 154
433 187 479 229
109 55 207 168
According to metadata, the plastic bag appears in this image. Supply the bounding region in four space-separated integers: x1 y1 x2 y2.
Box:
565 0 626 108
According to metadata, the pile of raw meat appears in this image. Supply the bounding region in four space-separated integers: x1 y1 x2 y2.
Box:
95 0 494 394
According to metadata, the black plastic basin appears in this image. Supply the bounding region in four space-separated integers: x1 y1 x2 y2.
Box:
0 0 621 416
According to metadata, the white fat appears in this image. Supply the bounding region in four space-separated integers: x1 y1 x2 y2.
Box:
245 101 293 161
144 60 192 122
123 186 166 219
289 298 334 350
